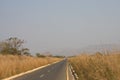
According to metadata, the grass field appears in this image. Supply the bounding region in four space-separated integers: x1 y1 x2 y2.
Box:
0 55 60 79
69 52 120 80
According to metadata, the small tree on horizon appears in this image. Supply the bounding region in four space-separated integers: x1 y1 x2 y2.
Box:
36 53 46 58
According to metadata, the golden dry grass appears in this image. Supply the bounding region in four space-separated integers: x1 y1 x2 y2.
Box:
0 55 60 79
69 53 120 80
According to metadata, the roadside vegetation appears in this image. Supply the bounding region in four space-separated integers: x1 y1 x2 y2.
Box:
69 52 120 80
0 55 60 79
0 37 61 79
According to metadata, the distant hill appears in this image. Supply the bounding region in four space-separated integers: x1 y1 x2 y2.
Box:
79 44 120 54
50 44 120 56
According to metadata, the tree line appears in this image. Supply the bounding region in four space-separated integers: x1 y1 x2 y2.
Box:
0 37 65 58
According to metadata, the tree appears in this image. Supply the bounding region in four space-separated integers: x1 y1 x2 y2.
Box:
36 53 45 58
21 48 31 56
0 37 25 55
53 55 65 58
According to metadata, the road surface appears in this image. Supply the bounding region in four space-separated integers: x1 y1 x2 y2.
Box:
12 59 68 80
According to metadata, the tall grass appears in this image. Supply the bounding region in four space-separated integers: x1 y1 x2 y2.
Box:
0 55 60 79
69 53 120 80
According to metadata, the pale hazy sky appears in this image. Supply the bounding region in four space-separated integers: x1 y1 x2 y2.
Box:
0 0 120 55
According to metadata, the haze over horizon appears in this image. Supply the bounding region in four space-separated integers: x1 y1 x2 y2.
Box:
0 0 120 56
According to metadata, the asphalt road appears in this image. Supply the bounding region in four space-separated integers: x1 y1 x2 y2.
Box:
12 59 67 80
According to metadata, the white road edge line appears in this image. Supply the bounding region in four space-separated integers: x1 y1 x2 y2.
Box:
69 65 75 80
3 60 63 80
69 64 78 80
67 62 69 80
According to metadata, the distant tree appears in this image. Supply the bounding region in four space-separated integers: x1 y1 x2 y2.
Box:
53 55 65 58
36 53 45 58
0 37 29 55
21 48 31 56
23 52 31 56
